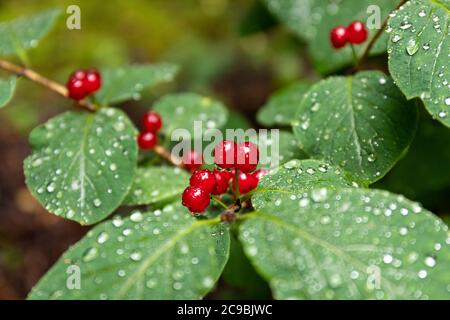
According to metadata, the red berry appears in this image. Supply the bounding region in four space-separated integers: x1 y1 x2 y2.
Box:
84 69 101 93
236 141 259 172
183 150 203 172
67 78 88 100
330 26 348 49
142 111 162 132
214 140 237 169
182 186 210 213
254 169 269 182
71 70 87 80
137 131 157 149
212 169 233 195
232 171 259 194
347 21 368 44
190 169 217 194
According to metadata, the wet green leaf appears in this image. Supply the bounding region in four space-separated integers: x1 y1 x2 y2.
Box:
257 81 312 126
257 131 308 169
292 71 418 184
252 159 356 212
95 64 178 106
240 187 450 299
153 93 229 138
24 108 137 225
387 0 450 127
124 166 189 206
0 8 61 57
28 204 229 299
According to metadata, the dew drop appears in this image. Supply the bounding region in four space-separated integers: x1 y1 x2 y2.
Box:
424 256 436 268
130 251 142 261
406 39 419 55
82 247 98 262
93 198 102 207
97 232 109 244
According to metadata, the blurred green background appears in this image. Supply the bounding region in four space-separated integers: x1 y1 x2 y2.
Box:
0 0 448 300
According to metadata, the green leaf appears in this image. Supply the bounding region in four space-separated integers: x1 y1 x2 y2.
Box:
252 159 356 212
95 64 178 106
28 204 230 299
24 108 138 225
219 236 272 299
123 166 189 206
0 9 61 57
375 119 450 205
240 187 450 299
257 131 308 169
292 71 418 184
153 93 229 138
223 110 251 130
0 76 16 108
263 0 398 74
387 0 450 127
257 81 312 126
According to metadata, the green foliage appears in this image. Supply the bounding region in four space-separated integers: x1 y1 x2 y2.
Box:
0 8 61 58
95 64 178 106
375 118 450 205
1 3 448 301
153 93 229 138
28 204 230 299
387 0 450 127
257 81 312 126
293 71 418 184
0 76 16 108
24 108 138 225
252 159 356 212
124 167 189 206
257 131 308 169
241 187 450 299
263 0 398 73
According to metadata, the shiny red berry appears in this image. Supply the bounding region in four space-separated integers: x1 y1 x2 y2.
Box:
142 111 162 132
330 26 348 49
84 69 101 93
183 150 203 172
254 169 269 182
67 78 88 100
189 169 217 194
137 131 157 149
212 169 233 195
232 171 259 194
214 140 237 169
347 21 368 44
182 186 210 213
236 141 259 172
71 70 87 80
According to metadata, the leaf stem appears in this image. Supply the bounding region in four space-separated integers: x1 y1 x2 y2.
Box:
211 196 228 209
0 58 96 112
353 0 407 71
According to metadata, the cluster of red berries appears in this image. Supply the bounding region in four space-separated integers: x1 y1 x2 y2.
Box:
330 21 368 49
66 69 102 100
137 111 163 150
182 140 268 214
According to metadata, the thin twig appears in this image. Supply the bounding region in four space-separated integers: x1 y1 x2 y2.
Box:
0 58 96 111
153 145 186 169
353 0 407 71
